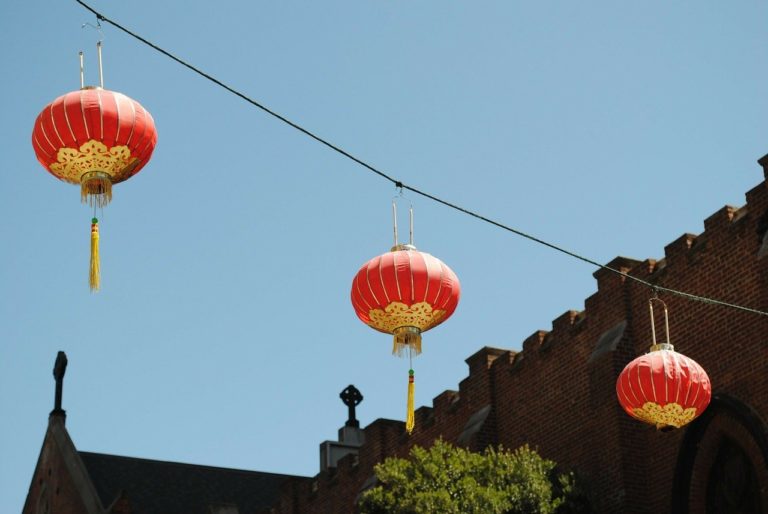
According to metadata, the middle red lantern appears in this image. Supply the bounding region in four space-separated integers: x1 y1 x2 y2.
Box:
351 245 461 356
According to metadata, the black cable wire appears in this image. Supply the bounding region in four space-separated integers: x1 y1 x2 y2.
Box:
74 0 768 318
404 184 768 316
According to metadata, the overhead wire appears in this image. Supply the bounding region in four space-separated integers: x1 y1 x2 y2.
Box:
74 0 768 318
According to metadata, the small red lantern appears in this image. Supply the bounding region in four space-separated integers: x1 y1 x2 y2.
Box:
31 44 157 291
616 299 711 430
351 204 460 433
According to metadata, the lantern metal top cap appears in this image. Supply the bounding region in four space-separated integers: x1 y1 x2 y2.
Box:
391 243 417 252
649 343 674 352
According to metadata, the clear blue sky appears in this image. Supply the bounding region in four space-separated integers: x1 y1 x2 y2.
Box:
1 1 766 512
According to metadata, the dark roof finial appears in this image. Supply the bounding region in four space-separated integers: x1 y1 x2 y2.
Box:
340 385 363 428
51 351 68 420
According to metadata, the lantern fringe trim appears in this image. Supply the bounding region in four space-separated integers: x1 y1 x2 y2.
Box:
90 218 100 292
392 326 422 357
81 171 113 208
406 369 415 434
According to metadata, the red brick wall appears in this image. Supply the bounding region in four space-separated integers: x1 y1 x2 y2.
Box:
22 424 92 514
277 159 768 514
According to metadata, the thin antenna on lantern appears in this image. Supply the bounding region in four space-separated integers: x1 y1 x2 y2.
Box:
409 205 414 246
96 41 104 88
392 201 399 247
79 52 85 89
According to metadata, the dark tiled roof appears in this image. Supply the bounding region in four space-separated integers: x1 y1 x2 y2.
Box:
79 451 304 514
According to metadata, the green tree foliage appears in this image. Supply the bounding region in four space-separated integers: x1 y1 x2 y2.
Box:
358 440 589 514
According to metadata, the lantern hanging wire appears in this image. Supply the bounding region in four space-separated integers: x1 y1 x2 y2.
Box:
648 296 673 352
391 192 415 252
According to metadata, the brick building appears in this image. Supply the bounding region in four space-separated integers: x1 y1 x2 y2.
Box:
275 154 768 513
23 156 768 513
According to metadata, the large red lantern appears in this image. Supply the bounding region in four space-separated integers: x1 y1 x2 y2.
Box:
351 204 460 433
616 299 711 430
31 44 157 291
351 245 461 353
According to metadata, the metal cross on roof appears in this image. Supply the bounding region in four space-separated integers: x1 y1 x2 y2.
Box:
340 385 363 428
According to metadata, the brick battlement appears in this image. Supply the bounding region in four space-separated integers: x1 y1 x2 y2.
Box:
274 156 768 514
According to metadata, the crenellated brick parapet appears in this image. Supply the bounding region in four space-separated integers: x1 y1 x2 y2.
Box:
276 156 768 514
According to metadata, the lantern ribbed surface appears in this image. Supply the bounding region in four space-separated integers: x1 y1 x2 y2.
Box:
351 248 460 352
32 88 157 187
616 348 711 430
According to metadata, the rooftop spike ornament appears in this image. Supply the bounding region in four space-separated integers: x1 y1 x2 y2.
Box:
31 43 157 291
616 298 711 430
350 202 460 434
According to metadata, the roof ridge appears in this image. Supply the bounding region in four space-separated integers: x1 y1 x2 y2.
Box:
78 451 308 479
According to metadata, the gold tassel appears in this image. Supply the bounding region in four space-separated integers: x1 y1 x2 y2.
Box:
406 369 415 434
90 218 100 292
81 171 113 208
392 326 422 357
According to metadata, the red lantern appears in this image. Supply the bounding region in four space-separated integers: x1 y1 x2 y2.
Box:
351 204 460 433
616 299 711 430
31 44 157 291
32 88 157 204
351 245 460 353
